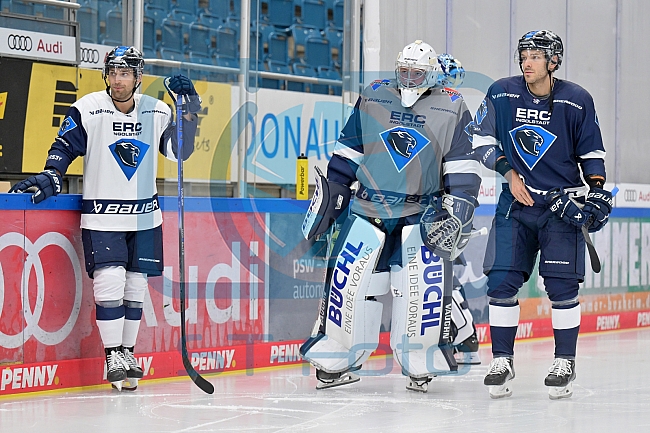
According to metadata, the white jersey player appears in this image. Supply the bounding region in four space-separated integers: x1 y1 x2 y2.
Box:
300 41 482 392
10 46 201 391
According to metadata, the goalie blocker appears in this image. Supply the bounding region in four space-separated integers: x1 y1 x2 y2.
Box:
300 215 464 388
302 166 351 240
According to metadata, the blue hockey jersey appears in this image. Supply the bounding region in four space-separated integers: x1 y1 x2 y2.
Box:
471 76 605 197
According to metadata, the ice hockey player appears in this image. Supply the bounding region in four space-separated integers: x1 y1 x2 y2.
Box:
9 46 201 391
469 30 612 399
300 40 482 392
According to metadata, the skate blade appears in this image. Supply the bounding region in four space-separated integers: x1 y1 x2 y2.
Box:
548 382 573 400
488 383 513 399
406 381 429 393
454 352 481 365
316 373 360 390
110 381 123 392
122 378 138 391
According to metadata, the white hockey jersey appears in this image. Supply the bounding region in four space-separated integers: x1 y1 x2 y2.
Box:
44 90 193 231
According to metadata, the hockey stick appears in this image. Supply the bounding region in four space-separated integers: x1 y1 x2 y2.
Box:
167 80 214 394
581 186 618 274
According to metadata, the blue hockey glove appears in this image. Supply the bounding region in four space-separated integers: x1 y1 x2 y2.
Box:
166 74 202 114
9 169 62 204
582 187 613 232
420 194 475 261
545 187 588 228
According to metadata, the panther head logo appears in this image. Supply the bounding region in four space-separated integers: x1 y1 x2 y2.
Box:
515 129 544 156
114 141 141 167
388 129 417 158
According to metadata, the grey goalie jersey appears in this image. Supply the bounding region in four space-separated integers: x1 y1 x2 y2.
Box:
44 90 196 231
328 79 481 219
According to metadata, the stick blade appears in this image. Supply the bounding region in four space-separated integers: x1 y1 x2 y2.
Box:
182 357 214 394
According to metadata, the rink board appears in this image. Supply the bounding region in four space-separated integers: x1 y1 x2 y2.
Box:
1 194 650 396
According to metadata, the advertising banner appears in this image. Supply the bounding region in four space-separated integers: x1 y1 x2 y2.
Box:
0 27 77 64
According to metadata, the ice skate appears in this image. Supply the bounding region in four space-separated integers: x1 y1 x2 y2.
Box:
406 375 433 393
105 346 129 391
315 368 360 390
454 332 481 365
484 357 515 399
122 346 144 379
545 358 576 400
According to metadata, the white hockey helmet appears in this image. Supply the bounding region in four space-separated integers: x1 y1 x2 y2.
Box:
395 40 440 107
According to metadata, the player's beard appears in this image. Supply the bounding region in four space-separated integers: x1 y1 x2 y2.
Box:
110 82 136 102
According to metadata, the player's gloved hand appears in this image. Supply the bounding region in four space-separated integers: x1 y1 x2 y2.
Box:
436 54 465 88
420 194 475 261
545 187 589 228
582 187 613 232
166 74 201 114
8 169 62 204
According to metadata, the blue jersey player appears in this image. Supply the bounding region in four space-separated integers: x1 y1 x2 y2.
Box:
9 47 201 391
470 30 613 399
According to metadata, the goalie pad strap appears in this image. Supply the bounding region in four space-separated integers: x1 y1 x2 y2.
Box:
302 166 351 240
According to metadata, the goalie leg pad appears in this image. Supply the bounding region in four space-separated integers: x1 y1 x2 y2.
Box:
300 215 387 373
302 166 351 240
451 288 474 345
390 224 457 378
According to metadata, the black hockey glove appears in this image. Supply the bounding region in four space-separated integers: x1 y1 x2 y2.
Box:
582 187 613 232
545 187 589 228
166 74 201 114
9 169 62 204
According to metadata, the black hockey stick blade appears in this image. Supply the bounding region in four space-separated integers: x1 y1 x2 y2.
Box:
176 93 214 394
582 218 601 273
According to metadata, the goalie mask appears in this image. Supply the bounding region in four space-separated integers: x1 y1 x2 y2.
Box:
395 40 440 108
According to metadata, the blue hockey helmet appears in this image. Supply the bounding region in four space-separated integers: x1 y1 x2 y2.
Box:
103 46 145 80
515 30 563 71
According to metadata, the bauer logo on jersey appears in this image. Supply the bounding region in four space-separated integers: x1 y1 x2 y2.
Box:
379 126 430 172
109 139 150 180
509 124 557 170
57 116 78 137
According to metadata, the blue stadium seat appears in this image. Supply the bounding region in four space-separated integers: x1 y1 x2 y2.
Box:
304 35 330 68
97 0 121 41
214 24 238 58
144 4 168 30
198 11 224 31
250 21 273 62
142 15 157 58
43 5 65 19
301 0 326 30
317 65 341 95
188 22 211 56
215 55 239 83
324 26 341 67
161 18 185 52
102 10 122 46
188 51 216 81
264 60 291 89
174 0 198 14
267 0 294 29
267 31 289 64
204 0 230 19
168 8 197 39
144 0 170 10
289 62 316 92
77 5 99 43
289 24 321 59
331 0 343 29
7 0 35 15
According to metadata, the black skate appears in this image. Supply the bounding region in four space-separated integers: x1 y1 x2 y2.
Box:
315 366 361 390
120 346 143 391
545 358 576 400
454 332 481 365
105 346 129 391
484 357 515 399
406 375 433 393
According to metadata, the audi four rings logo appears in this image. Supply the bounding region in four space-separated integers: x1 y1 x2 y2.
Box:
7 34 32 51
80 48 100 63
0 232 82 348
624 189 637 202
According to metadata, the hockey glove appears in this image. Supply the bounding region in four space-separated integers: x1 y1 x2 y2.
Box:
420 194 475 261
582 187 613 232
545 187 589 228
9 169 62 204
302 166 351 240
166 74 202 114
436 54 465 88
